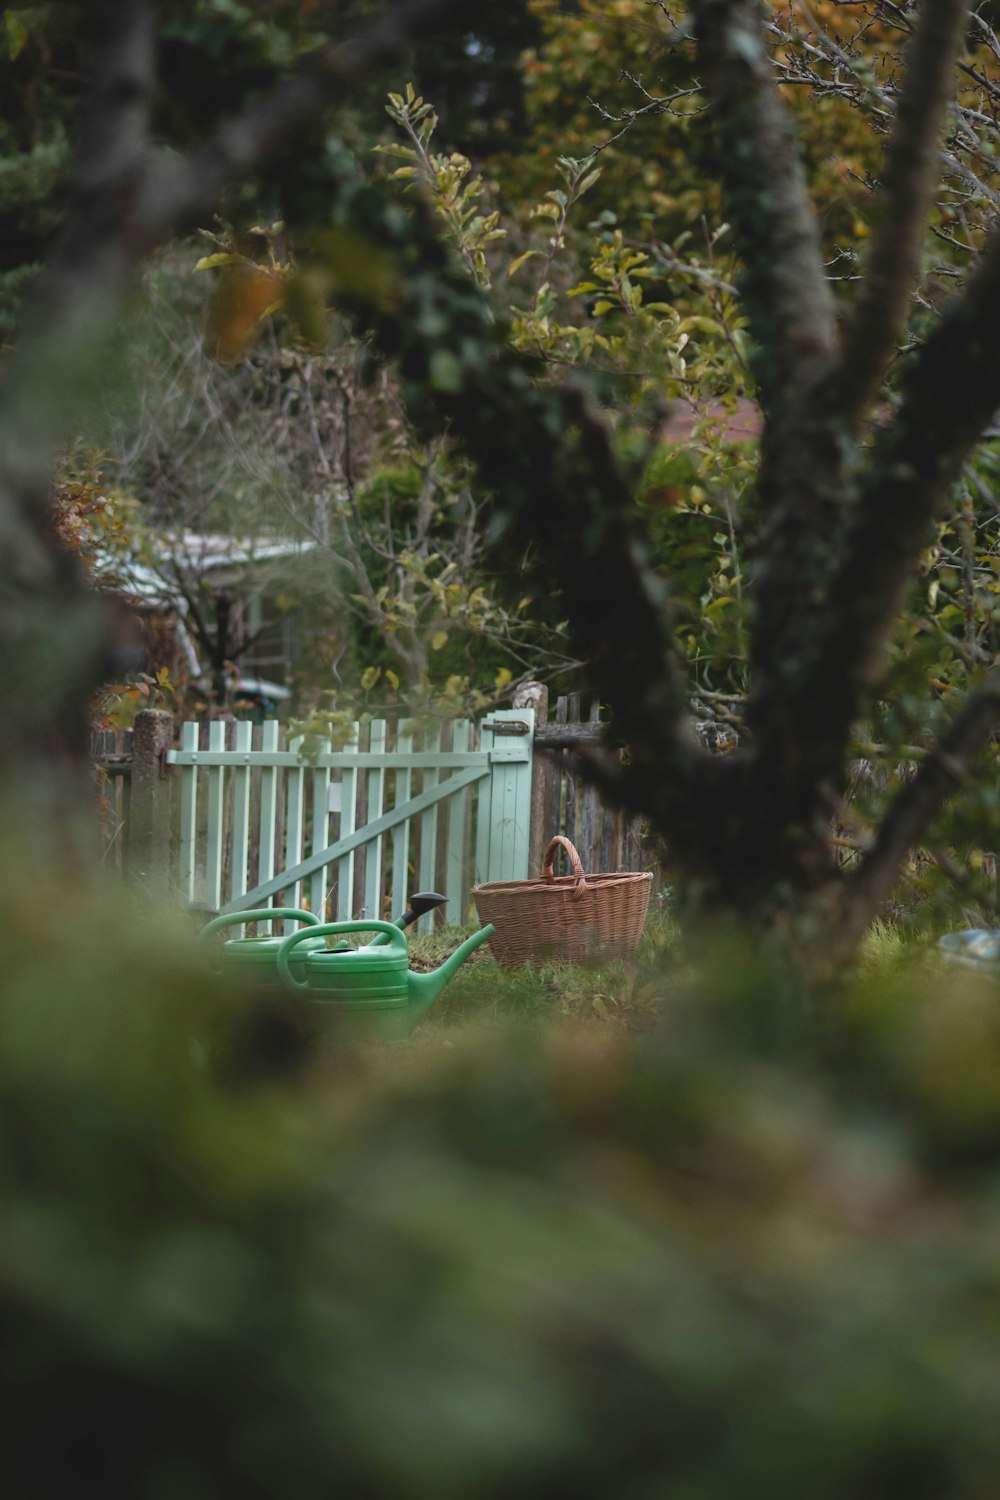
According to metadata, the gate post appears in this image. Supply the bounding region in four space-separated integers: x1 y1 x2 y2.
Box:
513 682 550 877
476 708 534 884
128 709 175 888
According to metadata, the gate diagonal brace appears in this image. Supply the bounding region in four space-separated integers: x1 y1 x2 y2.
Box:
223 764 489 914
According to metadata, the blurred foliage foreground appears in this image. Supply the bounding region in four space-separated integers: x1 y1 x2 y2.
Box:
4 865 1000 1499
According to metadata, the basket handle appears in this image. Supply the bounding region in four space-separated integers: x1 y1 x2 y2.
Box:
542 836 588 897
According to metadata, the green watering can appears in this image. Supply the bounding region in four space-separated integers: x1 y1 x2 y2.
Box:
275 917 496 1042
199 893 451 989
199 908 325 986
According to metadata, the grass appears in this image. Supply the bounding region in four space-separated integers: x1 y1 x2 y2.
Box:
406 895 991 1040
407 896 680 1036
858 915 919 975
342 892 991 1069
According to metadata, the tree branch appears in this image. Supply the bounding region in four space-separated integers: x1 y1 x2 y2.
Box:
837 0 972 427
0 0 159 794
845 672 1000 931
817 227 1000 729
693 0 857 777
691 0 838 410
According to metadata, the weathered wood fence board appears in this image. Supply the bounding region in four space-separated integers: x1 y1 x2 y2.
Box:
90 727 134 879
513 683 649 880
91 712 175 883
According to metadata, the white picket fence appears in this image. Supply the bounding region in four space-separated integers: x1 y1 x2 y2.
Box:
166 710 534 930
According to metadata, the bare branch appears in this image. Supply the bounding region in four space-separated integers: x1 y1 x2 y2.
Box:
846 673 1000 929
837 0 972 427
825 227 1000 695
781 228 1000 792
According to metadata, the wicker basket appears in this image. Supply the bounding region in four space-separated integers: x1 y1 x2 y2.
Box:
473 835 652 966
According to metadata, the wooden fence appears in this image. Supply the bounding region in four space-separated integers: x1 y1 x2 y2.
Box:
90 713 174 884
91 727 133 878
520 684 647 881
90 686 654 925
166 710 532 930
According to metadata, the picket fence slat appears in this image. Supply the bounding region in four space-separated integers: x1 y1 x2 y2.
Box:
205 721 227 911
310 756 331 923
178 720 199 903
417 724 441 933
283 740 306 934
391 728 413 930
230 721 253 908
257 720 280 935
446 720 470 924
474 718 492 885
337 755 357 921
365 719 386 921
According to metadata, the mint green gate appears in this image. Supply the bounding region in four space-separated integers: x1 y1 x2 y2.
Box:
166 709 533 929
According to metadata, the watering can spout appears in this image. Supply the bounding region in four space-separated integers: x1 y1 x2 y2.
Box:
407 924 495 1017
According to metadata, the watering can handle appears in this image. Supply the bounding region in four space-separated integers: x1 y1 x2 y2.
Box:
276 919 408 990
198 908 320 945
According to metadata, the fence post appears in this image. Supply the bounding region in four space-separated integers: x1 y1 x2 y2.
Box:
480 707 534 883
127 709 175 887
513 682 550 877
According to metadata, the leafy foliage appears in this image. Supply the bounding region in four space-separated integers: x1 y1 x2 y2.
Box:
378 86 508 290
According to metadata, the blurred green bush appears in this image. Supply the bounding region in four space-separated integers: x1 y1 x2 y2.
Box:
2 869 1000 1498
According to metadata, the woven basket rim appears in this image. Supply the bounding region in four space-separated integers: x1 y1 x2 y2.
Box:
475 870 652 896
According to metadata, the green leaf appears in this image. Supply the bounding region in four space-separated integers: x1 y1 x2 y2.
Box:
373 143 419 161
192 253 242 272
5 12 28 60
431 631 449 651
507 251 538 278
676 316 727 339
